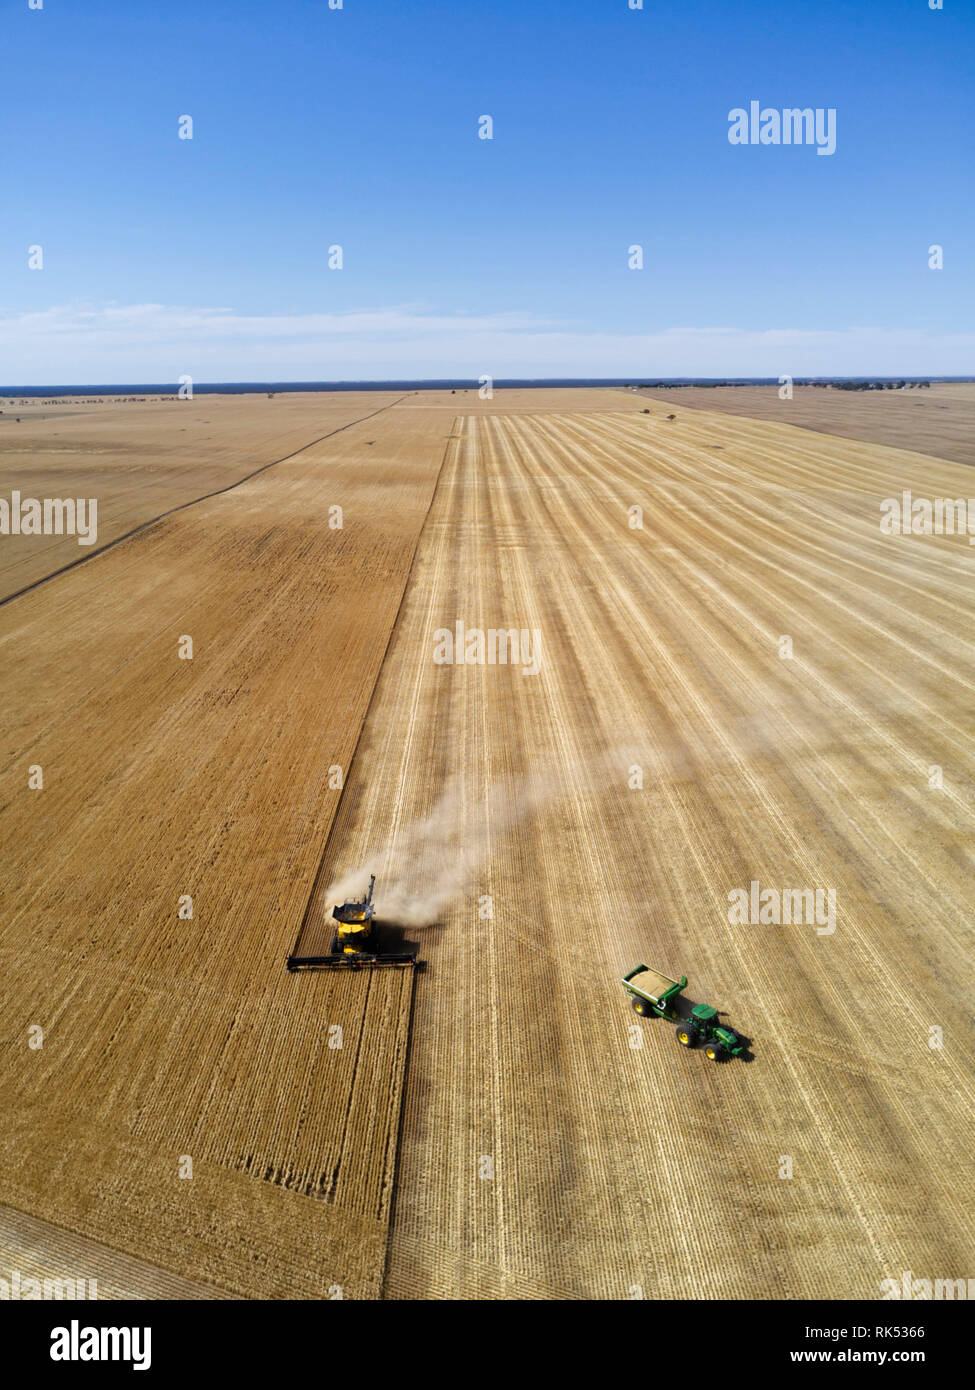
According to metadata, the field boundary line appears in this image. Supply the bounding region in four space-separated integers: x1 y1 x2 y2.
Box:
288 419 462 961
0 394 410 610
0 1198 240 1300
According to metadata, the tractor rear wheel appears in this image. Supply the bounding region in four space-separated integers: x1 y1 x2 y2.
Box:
632 998 652 1017
676 1026 696 1048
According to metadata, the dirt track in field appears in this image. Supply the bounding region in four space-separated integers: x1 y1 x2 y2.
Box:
633 382 975 469
2 389 973 1299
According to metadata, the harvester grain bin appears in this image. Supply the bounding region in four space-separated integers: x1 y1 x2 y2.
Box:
331 874 379 955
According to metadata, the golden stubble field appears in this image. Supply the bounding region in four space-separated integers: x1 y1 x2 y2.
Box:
0 391 420 599
315 403 975 1298
633 382 975 470
2 388 973 1299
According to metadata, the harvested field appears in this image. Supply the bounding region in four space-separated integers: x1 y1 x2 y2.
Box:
634 382 975 469
0 1205 239 1300
0 391 403 598
392 387 646 416
303 402 975 1299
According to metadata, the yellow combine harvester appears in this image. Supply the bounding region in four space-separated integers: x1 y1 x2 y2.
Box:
287 875 418 970
331 874 380 955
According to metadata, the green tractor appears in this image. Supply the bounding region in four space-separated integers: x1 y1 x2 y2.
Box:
621 964 744 1062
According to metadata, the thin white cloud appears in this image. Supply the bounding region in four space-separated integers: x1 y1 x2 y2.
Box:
1 302 972 383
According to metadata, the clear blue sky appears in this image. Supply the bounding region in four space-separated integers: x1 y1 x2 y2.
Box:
2 0 972 381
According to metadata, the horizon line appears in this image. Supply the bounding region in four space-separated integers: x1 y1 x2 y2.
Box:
3 374 973 397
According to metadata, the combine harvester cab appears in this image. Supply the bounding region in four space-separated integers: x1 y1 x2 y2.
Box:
331 873 379 955
621 964 743 1061
286 875 419 970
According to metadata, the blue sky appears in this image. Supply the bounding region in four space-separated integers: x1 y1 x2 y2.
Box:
2 0 972 381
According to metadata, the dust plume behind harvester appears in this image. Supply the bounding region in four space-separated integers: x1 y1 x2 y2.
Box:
287 874 419 970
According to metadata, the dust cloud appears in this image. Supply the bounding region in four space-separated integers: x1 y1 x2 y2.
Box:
322 746 644 928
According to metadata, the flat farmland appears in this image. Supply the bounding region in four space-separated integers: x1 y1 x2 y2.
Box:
0 1206 240 1300
634 382 975 469
3 389 973 1300
0 388 640 601
0 398 442 1297
0 391 404 598
306 402 975 1298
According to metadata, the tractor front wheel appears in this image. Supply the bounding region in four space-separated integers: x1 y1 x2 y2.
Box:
704 1043 726 1062
676 1026 696 1048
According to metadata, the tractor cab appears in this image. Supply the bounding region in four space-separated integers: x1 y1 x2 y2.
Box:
691 1004 717 1025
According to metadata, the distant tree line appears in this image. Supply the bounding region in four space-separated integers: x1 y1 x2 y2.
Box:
825 380 931 391
629 380 935 391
